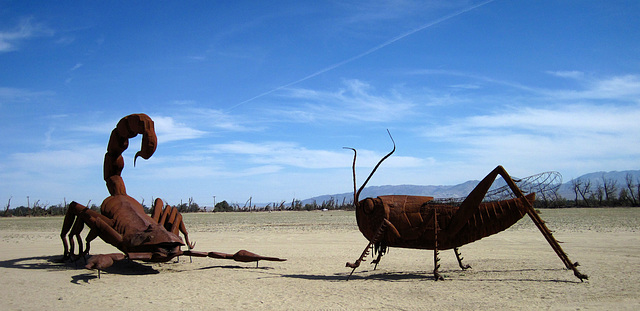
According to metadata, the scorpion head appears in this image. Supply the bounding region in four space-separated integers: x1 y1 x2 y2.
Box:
123 223 184 261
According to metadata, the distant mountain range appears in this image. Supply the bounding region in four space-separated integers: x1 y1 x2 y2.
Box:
301 170 640 204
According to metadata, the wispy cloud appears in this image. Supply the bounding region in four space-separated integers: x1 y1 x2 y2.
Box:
209 141 351 169
180 108 258 132
0 87 54 103
151 116 207 143
421 92 640 175
275 79 416 122
70 63 83 71
10 146 104 172
69 114 207 143
228 0 496 110
207 140 424 170
339 0 429 24
408 69 543 94
0 17 52 52
546 74 640 101
546 70 585 79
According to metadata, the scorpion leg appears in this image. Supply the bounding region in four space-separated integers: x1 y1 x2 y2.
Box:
60 204 80 260
61 202 125 265
61 202 88 261
151 198 163 222
154 201 195 262
67 218 87 264
83 228 100 256
454 247 471 270
156 203 194 248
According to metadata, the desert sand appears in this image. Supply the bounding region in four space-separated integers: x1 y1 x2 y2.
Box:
1 208 639 310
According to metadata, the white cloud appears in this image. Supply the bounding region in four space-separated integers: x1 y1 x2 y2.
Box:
277 79 416 122
547 74 640 101
421 103 640 176
210 141 351 169
208 140 425 170
0 17 52 52
0 87 54 102
10 147 102 171
546 70 585 79
187 108 257 132
151 115 207 142
70 63 83 71
69 115 207 143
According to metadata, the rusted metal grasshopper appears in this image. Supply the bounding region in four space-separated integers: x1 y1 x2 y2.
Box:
61 113 285 276
344 131 587 281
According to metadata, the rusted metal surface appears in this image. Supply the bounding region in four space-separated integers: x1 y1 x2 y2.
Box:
345 131 587 281
60 114 285 276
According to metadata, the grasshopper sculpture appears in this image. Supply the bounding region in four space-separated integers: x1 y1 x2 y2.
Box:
60 113 285 276
345 131 587 281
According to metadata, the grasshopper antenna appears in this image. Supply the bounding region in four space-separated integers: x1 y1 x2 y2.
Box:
344 130 395 206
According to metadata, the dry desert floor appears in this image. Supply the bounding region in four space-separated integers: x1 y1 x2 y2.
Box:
1 208 639 310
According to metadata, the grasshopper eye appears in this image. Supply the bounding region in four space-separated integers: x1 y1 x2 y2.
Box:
362 198 376 215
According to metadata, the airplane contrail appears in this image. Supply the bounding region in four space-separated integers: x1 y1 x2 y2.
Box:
227 0 496 111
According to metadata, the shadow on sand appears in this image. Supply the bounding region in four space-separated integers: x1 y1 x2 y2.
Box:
280 267 581 283
0 254 159 283
0 254 279 284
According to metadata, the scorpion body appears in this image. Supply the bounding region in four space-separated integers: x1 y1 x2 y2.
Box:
61 113 285 275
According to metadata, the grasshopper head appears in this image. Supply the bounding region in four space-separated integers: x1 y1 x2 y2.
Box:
355 197 387 242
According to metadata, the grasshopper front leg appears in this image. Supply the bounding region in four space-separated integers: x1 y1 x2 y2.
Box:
346 219 396 280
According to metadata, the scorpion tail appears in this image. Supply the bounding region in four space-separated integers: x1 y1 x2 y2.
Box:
104 114 157 196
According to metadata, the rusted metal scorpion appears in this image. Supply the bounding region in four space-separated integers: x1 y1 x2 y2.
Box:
345 131 587 281
61 113 285 276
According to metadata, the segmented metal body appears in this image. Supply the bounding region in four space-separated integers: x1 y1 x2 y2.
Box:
356 193 534 251
345 131 587 281
61 113 285 274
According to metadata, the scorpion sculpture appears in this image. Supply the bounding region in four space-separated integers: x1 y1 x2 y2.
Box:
60 113 285 275
345 131 587 281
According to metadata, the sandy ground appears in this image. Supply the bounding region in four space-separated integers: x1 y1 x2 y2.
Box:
1 208 639 310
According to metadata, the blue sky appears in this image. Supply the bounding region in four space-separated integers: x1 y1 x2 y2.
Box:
1 1 639 208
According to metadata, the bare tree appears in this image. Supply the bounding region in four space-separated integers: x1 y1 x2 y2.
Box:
625 173 639 206
575 178 592 207
4 197 11 217
570 179 582 206
594 184 604 205
601 174 618 204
